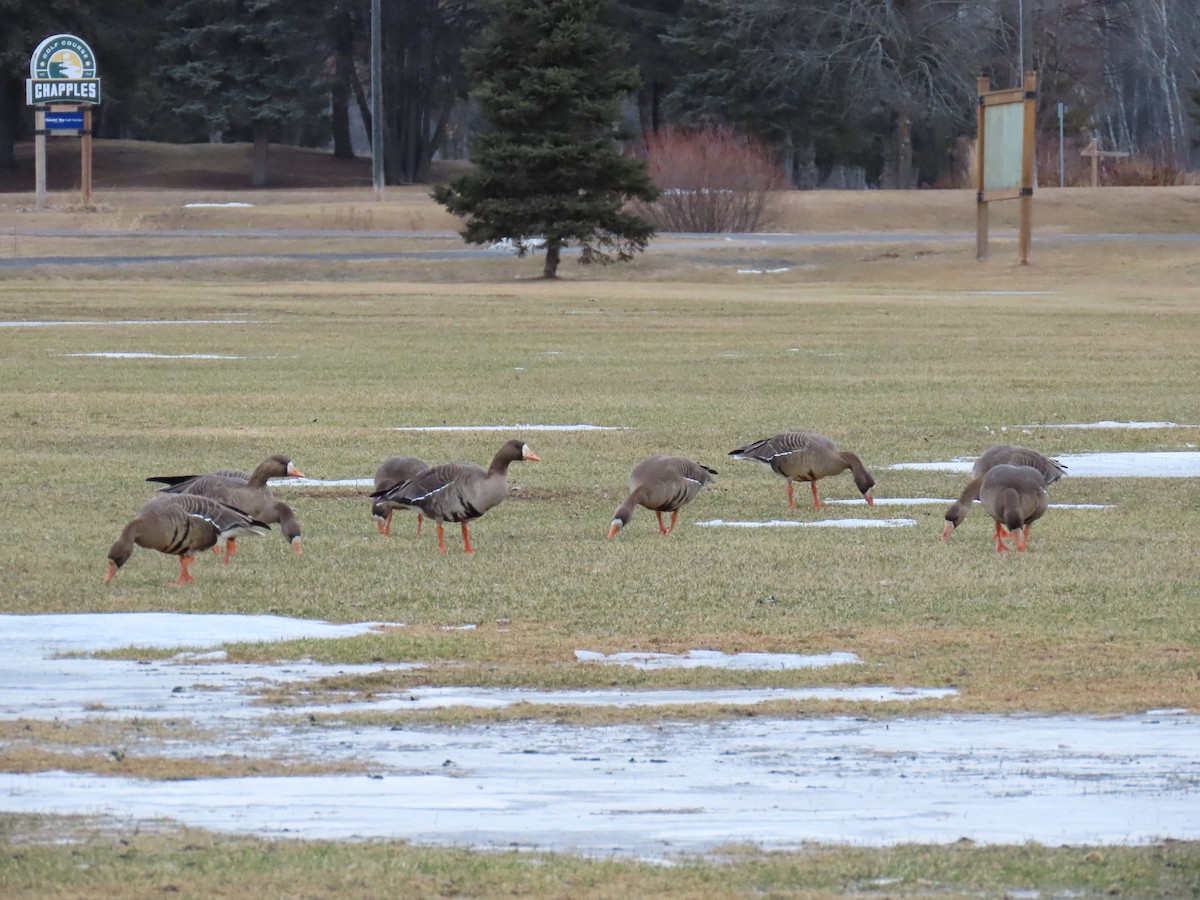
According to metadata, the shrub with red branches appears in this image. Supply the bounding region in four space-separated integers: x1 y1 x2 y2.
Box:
632 127 788 233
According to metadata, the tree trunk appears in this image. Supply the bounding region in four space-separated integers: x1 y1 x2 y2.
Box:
0 76 20 171
251 128 270 187
881 114 916 189
542 241 561 278
330 3 356 160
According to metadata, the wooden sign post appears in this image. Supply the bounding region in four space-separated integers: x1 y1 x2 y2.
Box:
26 34 101 210
975 72 1038 264
1080 137 1129 187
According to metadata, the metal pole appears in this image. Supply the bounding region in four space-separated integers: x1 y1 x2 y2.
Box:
1058 102 1065 187
1017 0 1024 84
371 0 384 201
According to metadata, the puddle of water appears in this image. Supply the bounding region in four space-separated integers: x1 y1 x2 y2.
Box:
575 649 861 670
696 518 916 529
890 452 1200 478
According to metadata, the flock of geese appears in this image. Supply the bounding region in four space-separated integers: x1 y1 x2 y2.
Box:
105 434 1065 584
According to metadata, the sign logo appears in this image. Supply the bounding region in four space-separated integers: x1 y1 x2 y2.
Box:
26 34 101 105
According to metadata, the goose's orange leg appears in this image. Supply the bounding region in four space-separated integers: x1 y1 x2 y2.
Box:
993 522 1011 552
786 482 796 509
1015 525 1031 552
377 511 392 536
222 538 237 564
655 511 669 534
170 554 197 585
415 513 424 536
665 511 679 534
461 523 474 554
810 481 823 509
435 522 448 553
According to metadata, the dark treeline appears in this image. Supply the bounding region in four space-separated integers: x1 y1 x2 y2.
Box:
2 0 1196 187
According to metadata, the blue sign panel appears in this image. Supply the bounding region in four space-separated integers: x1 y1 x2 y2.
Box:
45 112 85 130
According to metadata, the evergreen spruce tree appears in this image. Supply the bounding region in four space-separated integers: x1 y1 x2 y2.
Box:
157 0 327 186
434 0 658 278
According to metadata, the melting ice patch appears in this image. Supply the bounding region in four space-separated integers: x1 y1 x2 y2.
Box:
3 713 1199 855
576 649 861 670
891 452 1200 478
63 352 261 360
386 424 627 432
275 477 374 488
696 518 916 529
1024 421 1195 429
0 319 259 328
2 614 1198 856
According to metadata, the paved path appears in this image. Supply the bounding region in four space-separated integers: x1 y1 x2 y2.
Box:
1 229 1196 269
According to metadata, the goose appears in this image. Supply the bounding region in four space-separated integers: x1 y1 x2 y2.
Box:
147 454 305 559
370 440 539 553
607 455 716 539
106 494 269 584
728 432 875 509
942 445 1064 540
371 455 429 536
977 463 1049 552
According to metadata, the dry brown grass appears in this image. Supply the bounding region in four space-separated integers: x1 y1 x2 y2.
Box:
1 142 1199 899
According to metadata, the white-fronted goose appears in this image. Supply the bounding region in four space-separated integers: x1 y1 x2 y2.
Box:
371 455 429 536
607 455 716 539
942 445 1065 540
977 463 1049 552
370 440 539 553
147 454 305 559
728 432 875 509
106 494 269 584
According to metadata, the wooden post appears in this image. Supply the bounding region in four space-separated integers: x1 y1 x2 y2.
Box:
34 110 47 210
81 107 93 207
975 76 989 262
1018 71 1037 265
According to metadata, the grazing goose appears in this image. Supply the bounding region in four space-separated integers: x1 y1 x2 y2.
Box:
978 463 1049 552
371 455 429 536
370 440 539 553
607 456 716 539
728 432 875 509
942 445 1065 540
147 454 305 559
106 494 269 584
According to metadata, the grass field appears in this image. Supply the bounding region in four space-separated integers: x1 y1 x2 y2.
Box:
1 140 1199 897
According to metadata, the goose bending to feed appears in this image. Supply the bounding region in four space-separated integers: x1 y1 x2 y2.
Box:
607 456 716 539
942 445 1064 540
106 494 269 584
728 432 875 509
371 455 429 536
370 440 539 553
147 454 305 559
977 464 1049 552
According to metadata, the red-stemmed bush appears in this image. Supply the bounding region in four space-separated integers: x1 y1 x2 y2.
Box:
632 127 788 233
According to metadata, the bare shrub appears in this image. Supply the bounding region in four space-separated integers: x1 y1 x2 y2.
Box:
632 128 788 233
